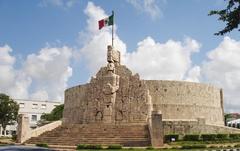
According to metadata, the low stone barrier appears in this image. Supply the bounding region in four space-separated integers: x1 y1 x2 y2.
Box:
30 120 62 138
17 114 62 143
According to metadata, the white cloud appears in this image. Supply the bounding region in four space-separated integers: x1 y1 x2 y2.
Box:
79 2 127 74
124 37 201 80
0 45 73 101
31 90 49 101
78 1 201 84
185 66 201 82
126 0 162 19
24 46 73 100
202 37 240 113
0 45 31 99
0 45 15 89
40 0 77 9
79 1 200 83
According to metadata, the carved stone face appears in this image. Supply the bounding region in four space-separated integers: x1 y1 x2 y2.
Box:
107 63 115 72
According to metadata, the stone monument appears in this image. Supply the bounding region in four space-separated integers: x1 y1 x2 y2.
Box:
25 45 239 147
63 45 152 125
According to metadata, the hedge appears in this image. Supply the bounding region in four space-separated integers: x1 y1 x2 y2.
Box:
181 144 207 149
146 146 154 150
201 134 217 141
164 134 179 142
216 134 228 140
107 144 122 149
229 134 240 139
76 144 103 150
36 143 48 148
183 134 200 141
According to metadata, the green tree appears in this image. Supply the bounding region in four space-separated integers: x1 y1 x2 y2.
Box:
209 0 240 35
41 104 64 121
0 93 19 134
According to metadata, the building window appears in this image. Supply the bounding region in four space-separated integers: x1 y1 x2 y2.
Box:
11 130 16 135
31 115 37 121
19 103 25 108
6 130 9 135
32 103 38 109
41 104 46 109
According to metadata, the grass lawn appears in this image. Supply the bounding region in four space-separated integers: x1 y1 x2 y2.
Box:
0 136 14 146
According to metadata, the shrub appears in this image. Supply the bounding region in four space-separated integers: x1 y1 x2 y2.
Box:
36 143 48 148
164 134 179 142
216 134 228 140
76 144 87 150
183 134 200 141
11 134 17 141
201 134 217 141
146 146 154 150
107 144 122 149
76 144 102 150
229 134 240 139
181 144 207 149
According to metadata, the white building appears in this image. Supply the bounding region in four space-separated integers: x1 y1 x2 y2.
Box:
227 119 240 129
0 99 61 137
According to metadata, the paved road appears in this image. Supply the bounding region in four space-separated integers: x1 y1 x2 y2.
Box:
0 145 54 151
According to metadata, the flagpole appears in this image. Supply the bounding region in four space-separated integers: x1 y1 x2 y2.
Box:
112 10 114 47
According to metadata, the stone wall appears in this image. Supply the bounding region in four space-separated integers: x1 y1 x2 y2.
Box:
63 84 89 124
63 64 152 125
163 119 240 136
145 80 224 126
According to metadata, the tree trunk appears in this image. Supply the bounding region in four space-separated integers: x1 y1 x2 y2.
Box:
2 125 6 136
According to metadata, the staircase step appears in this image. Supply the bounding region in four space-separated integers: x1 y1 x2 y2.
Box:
26 124 151 146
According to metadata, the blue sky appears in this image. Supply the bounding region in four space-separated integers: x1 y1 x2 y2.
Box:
0 0 240 112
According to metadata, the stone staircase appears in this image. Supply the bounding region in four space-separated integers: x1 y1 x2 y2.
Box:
26 124 151 147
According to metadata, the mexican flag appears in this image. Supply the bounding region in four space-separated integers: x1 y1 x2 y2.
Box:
98 14 114 30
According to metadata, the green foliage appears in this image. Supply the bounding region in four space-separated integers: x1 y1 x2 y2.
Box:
41 104 64 121
76 144 87 149
183 134 200 141
107 144 123 149
209 0 240 35
36 143 48 148
76 144 103 150
11 133 17 141
0 93 19 131
146 146 154 150
164 134 179 142
216 134 229 140
181 144 207 149
201 134 217 141
229 134 240 139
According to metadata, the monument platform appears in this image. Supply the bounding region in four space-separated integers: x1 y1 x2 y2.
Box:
26 124 151 146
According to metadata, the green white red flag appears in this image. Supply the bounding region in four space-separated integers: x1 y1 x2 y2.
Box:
98 14 114 30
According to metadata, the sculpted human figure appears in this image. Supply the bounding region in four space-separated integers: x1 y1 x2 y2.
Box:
107 45 120 65
102 62 120 123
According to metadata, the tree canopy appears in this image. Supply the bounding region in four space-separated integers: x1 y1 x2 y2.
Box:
0 93 19 131
209 0 240 35
41 104 64 121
